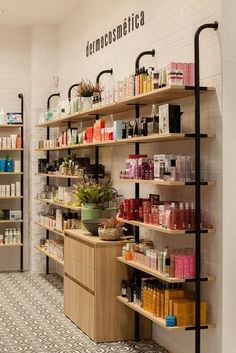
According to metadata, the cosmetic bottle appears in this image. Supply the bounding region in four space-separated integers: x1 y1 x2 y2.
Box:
170 159 176 181
133 119 139 137
135 69 140 96
178 202 185 230
170 202 178 230
147 104 159 135
121 279 127 298
189 202 195 230
185 202 190 230
16 134 22 149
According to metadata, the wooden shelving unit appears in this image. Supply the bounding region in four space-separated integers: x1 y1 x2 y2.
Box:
118 218 215 235
35 197 81 211
117 296 215 332
35 132 215 152
0 95 24 271
117 257 215 283
35 245 64 266
37 85 215 128
34 220 65 237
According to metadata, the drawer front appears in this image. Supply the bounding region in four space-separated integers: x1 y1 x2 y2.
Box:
64 275 95 339
65 235 95 291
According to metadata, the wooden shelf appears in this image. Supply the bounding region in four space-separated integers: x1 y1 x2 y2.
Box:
36 173 82 179
0 125 23 128
0 172 23 175
0 196 23 199
0 219 23 223
117 257 215 283
34 220 64 237
118 218 215 235
35 133 215 152
0 148 23 151
35 245 64 266
35 197 81 211
0 243 22 247
37 85 215 128
119 179 215 186
117 296 215 331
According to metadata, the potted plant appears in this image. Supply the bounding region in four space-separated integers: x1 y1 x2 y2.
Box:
98 218 125 241
76 79 103 111
74 176 118 221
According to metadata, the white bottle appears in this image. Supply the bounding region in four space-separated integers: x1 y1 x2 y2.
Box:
16 228 21 244
0 108 7 125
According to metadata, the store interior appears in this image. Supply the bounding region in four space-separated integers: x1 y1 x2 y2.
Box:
0 0 235 352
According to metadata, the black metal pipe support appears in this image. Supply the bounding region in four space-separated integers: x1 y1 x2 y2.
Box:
96 69 113 85
95 69 113 181
135 49 155 71
18 94 24 271
68 84 78 101
194 21 218 353
46 93 60 274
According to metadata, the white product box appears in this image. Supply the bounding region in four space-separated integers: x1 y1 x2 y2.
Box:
10 210 22 220
11 183 15 197
56 209 62 230
1 185 6 197
16 182 21 197
14 160 21 172
6 185 10 197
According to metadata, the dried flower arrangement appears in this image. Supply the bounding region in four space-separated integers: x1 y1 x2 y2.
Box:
76 79 103 97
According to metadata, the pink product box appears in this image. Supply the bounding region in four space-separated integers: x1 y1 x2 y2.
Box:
175 256 184 278
188 63 195 86
175 255 196 278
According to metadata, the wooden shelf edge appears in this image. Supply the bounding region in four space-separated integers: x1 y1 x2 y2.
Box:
35 133 216 151
0 172 23 175
117 257 215 283
117 296 215 331
0 125 24 128
0 219 23 223
0 196 23 199
119 179 216 186
35 245 64 266
34 220 65 237
37 85 215 128
0 243 22 247
118 218 215 235
35 197 81 211
36 173 82 179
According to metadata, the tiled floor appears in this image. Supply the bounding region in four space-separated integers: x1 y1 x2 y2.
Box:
0 273 168 353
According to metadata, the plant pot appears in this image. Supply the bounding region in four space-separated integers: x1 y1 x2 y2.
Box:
98 227 123 241
81 203 101 221
81 96 93 111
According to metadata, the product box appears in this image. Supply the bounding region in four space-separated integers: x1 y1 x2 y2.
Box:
1 185 6 197
190 302 207 325
14 160 21 173
174 302 192 326
10 183 16 197
6 185 10 197
113 120 123 140
16 182 21 197
159 104 181 134
10 210 22 220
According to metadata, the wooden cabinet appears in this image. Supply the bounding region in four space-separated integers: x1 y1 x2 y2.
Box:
64 229 151 342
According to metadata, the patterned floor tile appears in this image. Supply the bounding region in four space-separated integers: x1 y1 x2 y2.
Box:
0 273 169 353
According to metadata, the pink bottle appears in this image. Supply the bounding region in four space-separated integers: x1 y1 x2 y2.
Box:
170 202 178 230
178 202 185 230
189 202 195 230
185 202 190 230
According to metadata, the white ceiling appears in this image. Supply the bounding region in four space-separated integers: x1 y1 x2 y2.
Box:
0 0 82 27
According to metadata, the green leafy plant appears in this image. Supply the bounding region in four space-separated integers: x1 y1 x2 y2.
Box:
76 79 103 97
74 177 118 206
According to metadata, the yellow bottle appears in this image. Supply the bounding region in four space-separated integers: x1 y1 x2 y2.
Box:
152 287 157 316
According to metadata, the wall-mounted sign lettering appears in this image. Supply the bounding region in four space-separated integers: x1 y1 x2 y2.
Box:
86 11 145 57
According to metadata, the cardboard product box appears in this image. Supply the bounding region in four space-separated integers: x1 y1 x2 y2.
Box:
10 210 22 220
169 299 190 317
190 302 207 326
159 104 181 134
174 301 192 326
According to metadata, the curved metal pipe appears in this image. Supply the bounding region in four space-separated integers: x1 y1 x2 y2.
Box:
96 69 113 84
135 49 155 71
47 93 60 110
68 84 78 100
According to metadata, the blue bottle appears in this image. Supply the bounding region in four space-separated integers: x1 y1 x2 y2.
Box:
6 158 14 172
0 159 6 172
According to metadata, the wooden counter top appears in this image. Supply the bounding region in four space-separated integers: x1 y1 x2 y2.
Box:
65 228 129 247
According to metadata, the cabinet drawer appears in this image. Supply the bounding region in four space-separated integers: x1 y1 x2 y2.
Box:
64 235 95 291
64 275 95 339
65 235 94 268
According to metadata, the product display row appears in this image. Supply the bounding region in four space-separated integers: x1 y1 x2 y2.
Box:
37 185 76 206
0 209 22 220
0 158 21 173
0 111 22 125
38 210 80 231
120 153 195 182
0 182 21 197
119 197 212 230
0 134 22 149
122 242 196 279
39 238 64 261
121 280 206 327
38 156 104 178
0 228 21 245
